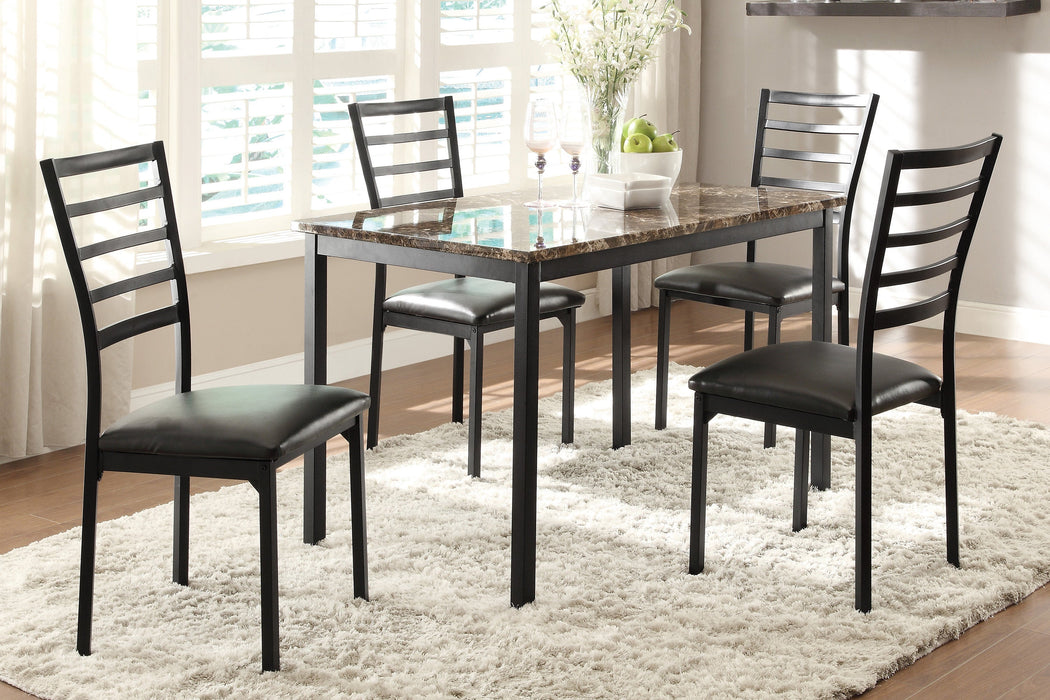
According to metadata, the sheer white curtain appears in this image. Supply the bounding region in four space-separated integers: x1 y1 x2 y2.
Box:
0 0 137 459
597 0 702 313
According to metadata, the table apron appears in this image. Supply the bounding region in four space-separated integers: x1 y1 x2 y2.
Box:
315 235 519 282
540 210 825 280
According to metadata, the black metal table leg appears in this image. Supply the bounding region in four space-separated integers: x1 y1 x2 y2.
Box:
510 262 540 607
811 209 834 490
612 265 632 448
303 235 328 544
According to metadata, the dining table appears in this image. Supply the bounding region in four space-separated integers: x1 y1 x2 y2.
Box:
294 181 844 607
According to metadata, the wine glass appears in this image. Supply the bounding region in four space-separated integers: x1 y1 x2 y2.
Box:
558 102 589 208
524 97 558 208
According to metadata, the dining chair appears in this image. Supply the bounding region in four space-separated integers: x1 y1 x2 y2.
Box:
40 141 371 672
686 133 1002 612
654 90 879 446
348 96 585 478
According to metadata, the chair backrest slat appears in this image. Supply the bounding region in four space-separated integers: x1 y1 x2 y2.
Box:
894 179 981 208
366 129 452 146
348 95 464 209
767 90 873 109
97 304 182 351
886 218 969 248
762 147 854 165
879 257 959 289
89 266 176 304
374 158 456 178
50 142 157 177
873 292 952 332
381 189 458 208
66 185 165 218
758 175 846 193
749 89 879 320
764 118 864 136
79 226 169 260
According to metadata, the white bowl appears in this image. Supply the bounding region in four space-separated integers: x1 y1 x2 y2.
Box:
617 149 683 186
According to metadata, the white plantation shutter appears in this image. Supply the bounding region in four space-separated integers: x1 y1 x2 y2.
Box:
441 68 513 188
201 1 295 55
315 0 396 52
440 0 514 46
138 0 577 245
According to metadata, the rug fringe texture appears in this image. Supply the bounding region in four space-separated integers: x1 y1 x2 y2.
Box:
2 363 1049 698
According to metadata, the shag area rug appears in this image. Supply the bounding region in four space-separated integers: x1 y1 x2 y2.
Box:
2 364 1050 699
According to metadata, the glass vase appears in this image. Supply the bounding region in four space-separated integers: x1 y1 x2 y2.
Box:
585 83 630 175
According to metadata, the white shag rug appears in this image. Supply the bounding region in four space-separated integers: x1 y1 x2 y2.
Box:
2 363 1050 699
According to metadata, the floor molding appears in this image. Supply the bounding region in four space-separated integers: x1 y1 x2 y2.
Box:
847 288 1050 346
131 287 1047 411
131 287 601 411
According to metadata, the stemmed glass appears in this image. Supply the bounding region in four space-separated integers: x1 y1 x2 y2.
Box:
524 97 559 208
557 102 589 208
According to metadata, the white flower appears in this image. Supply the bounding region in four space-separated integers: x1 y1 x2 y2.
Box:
544 0 690 95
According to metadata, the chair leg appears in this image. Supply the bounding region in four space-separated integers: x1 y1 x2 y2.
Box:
173 475 190 585
256 468 280 672
452 337 465 424
944 407 960 568
689 394 710 575
76 455 101 657
561 309 576 445
345 419 370 599
762 311 781 449
835 290 850 346
855 417 873 613
467 330 483 478
367 266 386 450
792 430 809 532
743 310 755 351
655 291 672 430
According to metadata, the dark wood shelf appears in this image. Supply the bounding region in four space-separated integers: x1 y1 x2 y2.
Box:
746 0 1040 18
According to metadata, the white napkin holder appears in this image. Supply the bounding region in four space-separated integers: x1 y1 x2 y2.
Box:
587 173 673 210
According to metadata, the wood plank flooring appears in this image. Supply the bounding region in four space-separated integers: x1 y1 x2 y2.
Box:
2 303 1048 699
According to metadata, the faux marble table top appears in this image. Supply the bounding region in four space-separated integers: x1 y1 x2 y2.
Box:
294 183 845 263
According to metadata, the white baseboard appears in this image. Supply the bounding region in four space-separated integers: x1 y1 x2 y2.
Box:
132 287 1048 411
847 289 1050 345
131 287 602 411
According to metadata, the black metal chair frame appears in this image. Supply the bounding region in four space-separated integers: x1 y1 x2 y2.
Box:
349 96 579 477
656 90 879 445
689 134 1003 612
40 141 369 672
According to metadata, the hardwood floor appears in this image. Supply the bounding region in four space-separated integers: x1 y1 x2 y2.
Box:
2 302 1049 698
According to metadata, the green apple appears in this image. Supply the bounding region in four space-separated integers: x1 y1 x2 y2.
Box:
625 116 658 142
622 132 653 153
621 114 648 146
652 131 680 153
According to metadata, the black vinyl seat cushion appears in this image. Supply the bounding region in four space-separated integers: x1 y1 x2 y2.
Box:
384 277 586 326
99 385 371 462
688 341 941 421
654 261 847 306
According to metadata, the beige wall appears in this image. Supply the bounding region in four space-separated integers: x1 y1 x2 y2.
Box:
132 254 595 390
698 5 1049 314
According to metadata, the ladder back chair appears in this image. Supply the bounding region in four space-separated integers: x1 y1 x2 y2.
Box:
349 96 585 478
655 89 879 446
687 133 1002 612
40 141 371 672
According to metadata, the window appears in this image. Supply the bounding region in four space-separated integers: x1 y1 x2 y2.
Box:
136 0 576 247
